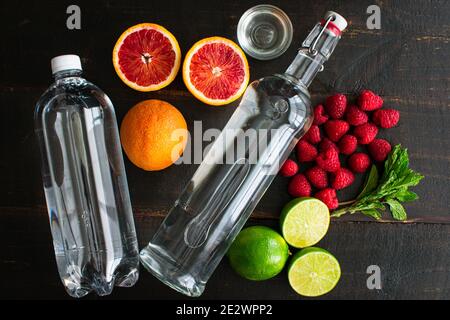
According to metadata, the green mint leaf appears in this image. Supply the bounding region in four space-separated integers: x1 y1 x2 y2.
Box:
403 171 424 187
381 145 409 187
381 145 402 181
388 171 424 194
395 190 418 202
386 199 407 221
361 209 382 220
393 147 409 176
357 165 379 199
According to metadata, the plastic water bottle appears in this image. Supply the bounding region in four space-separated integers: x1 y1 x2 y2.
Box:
34 55 139 298
140 12 347 297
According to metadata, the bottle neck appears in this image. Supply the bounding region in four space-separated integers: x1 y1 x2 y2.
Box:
53 69 83 81
284 23 341 87
285 50 325 87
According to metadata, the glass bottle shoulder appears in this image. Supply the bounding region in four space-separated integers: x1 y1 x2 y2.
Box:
239 74 313 129
252 74 310 97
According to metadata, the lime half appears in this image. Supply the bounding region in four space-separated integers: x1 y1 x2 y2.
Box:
280 197 330 248
288 247 341 297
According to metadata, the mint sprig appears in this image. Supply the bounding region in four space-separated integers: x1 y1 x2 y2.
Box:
332 145 424 220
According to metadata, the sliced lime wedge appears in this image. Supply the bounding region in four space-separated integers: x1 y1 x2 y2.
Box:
288 247 341 297
280 197 330 248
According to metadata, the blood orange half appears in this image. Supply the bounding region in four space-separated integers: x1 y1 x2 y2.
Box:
113 23 181 92
183 37 250 106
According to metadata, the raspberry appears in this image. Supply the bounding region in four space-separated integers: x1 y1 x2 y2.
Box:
314 188 339 210
348 153 371 173
316 147 341 172
288 174 312 197
319 138 339 153
331 168 355 190
345 105 368 126
304 125 321 144
296 140 318 162
338 134 357 155
325 94 347 119
372 109 400 129
368 139 392 162
324 120 350 142
358 90 383 111
354 123 378 145
313 104 329 125
305 166 328 189
279 159 299 177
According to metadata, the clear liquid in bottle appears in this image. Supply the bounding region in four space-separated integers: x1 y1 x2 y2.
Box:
34 55 139 298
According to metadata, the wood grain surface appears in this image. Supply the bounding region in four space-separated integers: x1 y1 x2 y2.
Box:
0 0 449 299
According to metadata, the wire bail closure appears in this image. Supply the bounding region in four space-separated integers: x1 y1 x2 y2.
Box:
308 14 335 56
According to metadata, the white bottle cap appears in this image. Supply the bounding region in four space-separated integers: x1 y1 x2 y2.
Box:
51 54 82 74
325 11 347 32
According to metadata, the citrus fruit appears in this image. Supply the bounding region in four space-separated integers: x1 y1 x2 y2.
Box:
183 37 250 106
288 247 341 297
280 197 330 248
120 99 188 171
227 226 289 281
113 23 181 91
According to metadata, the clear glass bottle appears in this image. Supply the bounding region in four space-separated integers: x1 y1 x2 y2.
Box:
34 55 139 298
140 12 347 297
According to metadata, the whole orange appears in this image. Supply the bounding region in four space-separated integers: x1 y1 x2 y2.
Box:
120 99 188 171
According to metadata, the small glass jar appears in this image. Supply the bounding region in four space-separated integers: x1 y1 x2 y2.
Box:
237 4 293 60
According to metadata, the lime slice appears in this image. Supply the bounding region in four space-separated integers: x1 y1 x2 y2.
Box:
288 247 341 297
280 197 330 248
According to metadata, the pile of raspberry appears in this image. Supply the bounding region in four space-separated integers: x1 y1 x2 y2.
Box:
279 90 400 210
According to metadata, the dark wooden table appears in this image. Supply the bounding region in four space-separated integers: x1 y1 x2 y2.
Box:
1 0 449 300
